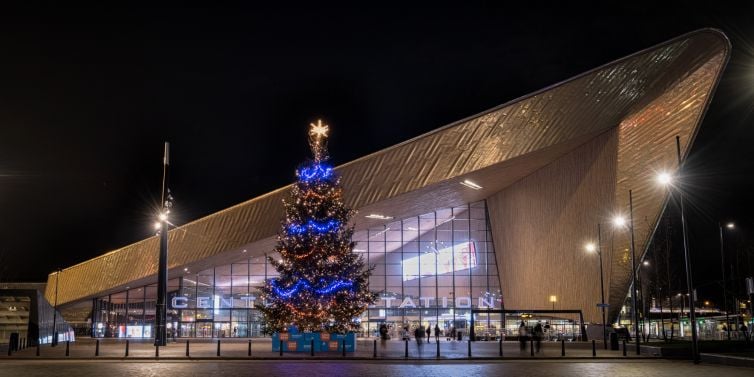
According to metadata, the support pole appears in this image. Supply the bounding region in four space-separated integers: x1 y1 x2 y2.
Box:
217 340 221 357
125 340 129 357
248 340 252 357
676 136 699 363
186 340 190 357
95 340 99 357
155 142 170 347
629 189 640 355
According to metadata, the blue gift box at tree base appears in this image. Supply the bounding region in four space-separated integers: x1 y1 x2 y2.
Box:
272 331 356 352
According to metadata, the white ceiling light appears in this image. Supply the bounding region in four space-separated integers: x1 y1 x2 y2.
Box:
460 179 482 190
365 214 393 220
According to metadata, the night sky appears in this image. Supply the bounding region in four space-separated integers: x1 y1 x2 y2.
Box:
1 5 753 305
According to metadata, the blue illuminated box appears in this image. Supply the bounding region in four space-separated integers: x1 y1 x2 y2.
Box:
271 331 355 352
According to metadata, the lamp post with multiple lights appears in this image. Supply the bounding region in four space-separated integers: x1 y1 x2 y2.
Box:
719 221 734 340
154 142 172 347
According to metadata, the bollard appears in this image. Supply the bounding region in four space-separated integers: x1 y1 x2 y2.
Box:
125 340 129 357
622 339 627 356
155 344 159 358
279 340 283 356
404 339 408 358
467 340 471 358
499 338 503 357
561 339 565 356
36 343 40 357
592 340 596 357
342 338 346 357
66 341 70 357
95 339 99 357
186 340 190 357
217 340 221 357
437 339 441 359
248 340 252 357
311 339 315 357
530 338 534 356
373 339 377 358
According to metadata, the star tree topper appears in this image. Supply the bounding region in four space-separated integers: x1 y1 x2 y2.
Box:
308 119 330 162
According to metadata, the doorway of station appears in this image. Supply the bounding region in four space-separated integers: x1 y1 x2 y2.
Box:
470 309 587 342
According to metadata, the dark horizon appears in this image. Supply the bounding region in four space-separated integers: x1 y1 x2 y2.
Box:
1 4 753 308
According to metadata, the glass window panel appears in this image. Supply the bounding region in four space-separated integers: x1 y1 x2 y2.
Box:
385 250 403 264
232 263 248 275
386 275 403 286
215 265 231 276
352 230 368 242
372 263 386 276
385 263 402 277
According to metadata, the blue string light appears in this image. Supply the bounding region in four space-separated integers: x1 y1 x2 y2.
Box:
271 278 354 298
297 164 333 182
287 219 340 235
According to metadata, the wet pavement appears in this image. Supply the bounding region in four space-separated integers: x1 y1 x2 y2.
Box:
0 359 751 377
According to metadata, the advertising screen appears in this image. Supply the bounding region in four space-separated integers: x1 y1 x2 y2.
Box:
402 241 476 281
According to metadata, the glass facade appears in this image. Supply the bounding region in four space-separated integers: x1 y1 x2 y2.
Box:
91 200 503 339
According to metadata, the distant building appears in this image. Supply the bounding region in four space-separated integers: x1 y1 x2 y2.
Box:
1 283 73 346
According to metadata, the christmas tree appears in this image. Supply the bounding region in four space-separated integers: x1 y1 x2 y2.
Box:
259 120 377 334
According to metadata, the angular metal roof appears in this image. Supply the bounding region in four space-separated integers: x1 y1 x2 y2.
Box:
47 29 730 313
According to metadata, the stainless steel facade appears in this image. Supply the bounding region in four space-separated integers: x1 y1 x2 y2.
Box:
49 29 730 328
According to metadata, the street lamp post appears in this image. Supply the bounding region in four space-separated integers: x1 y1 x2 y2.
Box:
659 136 699 362
586 223 607 349
614 190 640 355
155 142 171 347
719 222 734 341
550 295 557 311
51 268 61 347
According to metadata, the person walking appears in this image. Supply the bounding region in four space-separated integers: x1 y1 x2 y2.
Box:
434 324 441 343
426 325 431 343
379 324 389 346
415 325 424 347
518 321 528 351
533 321 544 353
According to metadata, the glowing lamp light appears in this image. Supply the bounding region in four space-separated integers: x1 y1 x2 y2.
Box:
158 213 168 221
154 222 162 230
585 243 596 252
726 223 735 229
460 179 482 190
613 216 627 227
549 295 557 303
643 260 649 266
657 172 672 185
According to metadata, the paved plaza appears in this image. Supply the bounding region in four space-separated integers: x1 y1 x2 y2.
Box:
0 359 752 377
2 338 645 359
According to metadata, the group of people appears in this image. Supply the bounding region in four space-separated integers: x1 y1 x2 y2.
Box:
518 320 545 353
378 323 450 345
